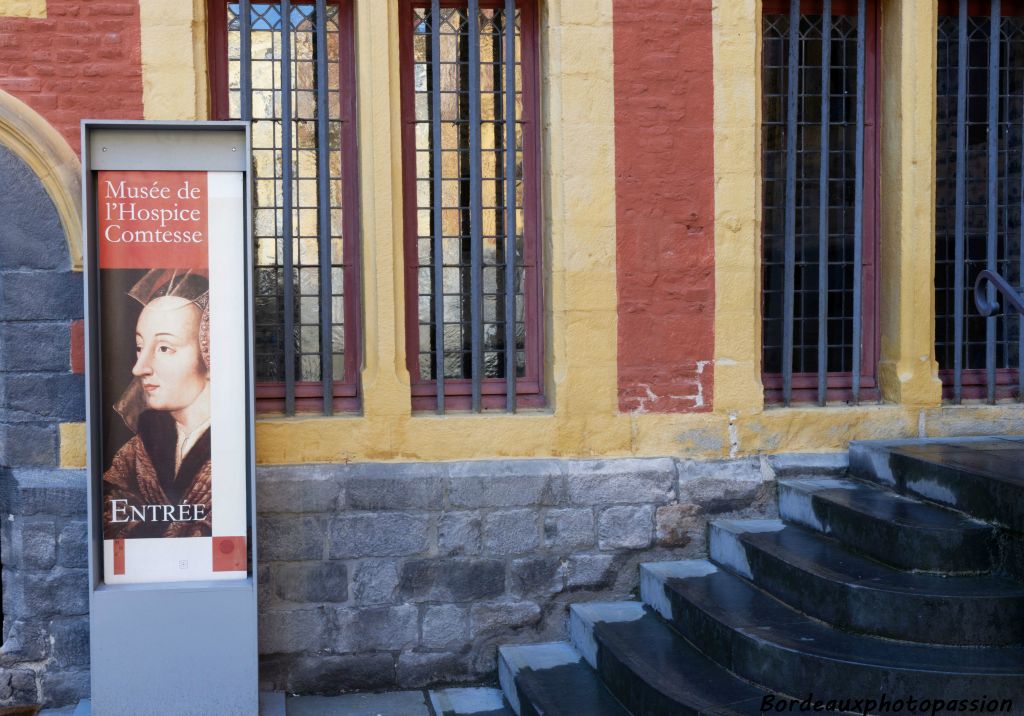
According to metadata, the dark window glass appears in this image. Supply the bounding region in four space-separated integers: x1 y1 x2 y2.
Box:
210 1 360 412
400 1 543 411
935 5 1024 400
761 0 879 404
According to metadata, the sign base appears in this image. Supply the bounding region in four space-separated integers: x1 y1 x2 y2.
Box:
90 579 257 715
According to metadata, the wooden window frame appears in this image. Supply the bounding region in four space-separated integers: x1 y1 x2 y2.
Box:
207 0 362 413
761 0 882 404
935 0 1024 401
397 0 545 411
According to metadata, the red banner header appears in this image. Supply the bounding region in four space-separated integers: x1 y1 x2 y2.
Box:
98 171 209 270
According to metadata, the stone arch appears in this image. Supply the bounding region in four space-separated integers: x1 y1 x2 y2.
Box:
0 89 85 468
0 91 89 709
0 89 82 270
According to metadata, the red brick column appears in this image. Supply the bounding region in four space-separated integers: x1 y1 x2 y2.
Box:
0 0 144 153
613 0 716 413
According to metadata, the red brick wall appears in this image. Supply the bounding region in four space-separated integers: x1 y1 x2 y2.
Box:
0 1 144 154
613 0 715 413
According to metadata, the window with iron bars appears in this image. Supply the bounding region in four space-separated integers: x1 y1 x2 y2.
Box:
761 0 880 406
399 0 543 413
209 0 360 414
936 0 1024 403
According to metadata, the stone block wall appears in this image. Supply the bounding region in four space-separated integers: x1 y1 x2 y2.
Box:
0 110 89 710
0 146 84 470
0 453 824 707
254 456 781 693
0 468 89 706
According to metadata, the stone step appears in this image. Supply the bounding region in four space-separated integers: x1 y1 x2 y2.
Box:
850 437 1024 532
709 518 1024 645
778 477 998 573
429 688 515 716
497 642 630 716
640 560 1024 702
567 601 773 715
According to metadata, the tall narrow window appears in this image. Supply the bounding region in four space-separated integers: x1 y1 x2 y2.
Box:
936 0 1024 403
399 0 543 413
209 0 360 414
761 0 880 405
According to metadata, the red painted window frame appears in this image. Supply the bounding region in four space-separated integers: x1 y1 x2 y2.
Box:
207 0 362 413
761 0 882 404
938 1 1024 17
935 0 1024 401
397 0 545 411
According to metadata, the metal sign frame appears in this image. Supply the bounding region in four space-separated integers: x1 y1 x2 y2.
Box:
81 120 258 715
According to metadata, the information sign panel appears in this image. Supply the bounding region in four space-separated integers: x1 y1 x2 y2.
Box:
82 121 258 715
96 169 248 583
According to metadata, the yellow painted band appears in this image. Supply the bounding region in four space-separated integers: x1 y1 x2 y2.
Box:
57 403 1024 467
0 0 44 19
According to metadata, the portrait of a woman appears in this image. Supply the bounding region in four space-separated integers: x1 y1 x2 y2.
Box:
102 269 213 539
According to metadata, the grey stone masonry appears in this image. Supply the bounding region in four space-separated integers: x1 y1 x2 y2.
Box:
0 468 89 709
255 456 778 694
0 145 82 471
0 455 780 707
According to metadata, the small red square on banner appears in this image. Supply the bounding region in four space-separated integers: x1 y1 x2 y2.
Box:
212 536 247 572
113 538 125 575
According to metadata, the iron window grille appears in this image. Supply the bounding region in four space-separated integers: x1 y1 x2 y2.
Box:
936 0 1024 403
762 0 880 406
399 0 543 413
209 0 360 414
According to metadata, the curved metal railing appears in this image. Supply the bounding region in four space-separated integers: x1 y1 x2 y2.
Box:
974 270 1024 317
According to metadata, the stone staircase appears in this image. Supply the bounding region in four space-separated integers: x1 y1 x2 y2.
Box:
473 438 1024 716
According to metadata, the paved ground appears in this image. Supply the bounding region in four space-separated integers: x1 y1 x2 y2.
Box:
40 687 510 715
285 690 431 716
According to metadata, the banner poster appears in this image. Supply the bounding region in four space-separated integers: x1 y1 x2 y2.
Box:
98 170 248 584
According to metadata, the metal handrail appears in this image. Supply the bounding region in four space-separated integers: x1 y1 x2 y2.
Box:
974 269 1024 317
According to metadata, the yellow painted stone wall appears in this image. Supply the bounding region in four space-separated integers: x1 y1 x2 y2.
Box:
711 0 764 416
138 0 210 122
0 0 45 19
55 0 1024 467
876 0 944 406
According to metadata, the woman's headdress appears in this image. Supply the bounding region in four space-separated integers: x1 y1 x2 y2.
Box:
114 269 211 432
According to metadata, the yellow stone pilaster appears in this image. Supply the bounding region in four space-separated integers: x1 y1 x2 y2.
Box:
542 0 626 450
877 0 943 406
139 0 209 121
354 0 412 424
711 0 765 415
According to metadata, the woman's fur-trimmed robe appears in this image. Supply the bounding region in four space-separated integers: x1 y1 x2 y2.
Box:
103 410 212 539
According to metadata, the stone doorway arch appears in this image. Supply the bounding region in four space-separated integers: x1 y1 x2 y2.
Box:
0 88 84 467
0 89 81 270
0 89 90 707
